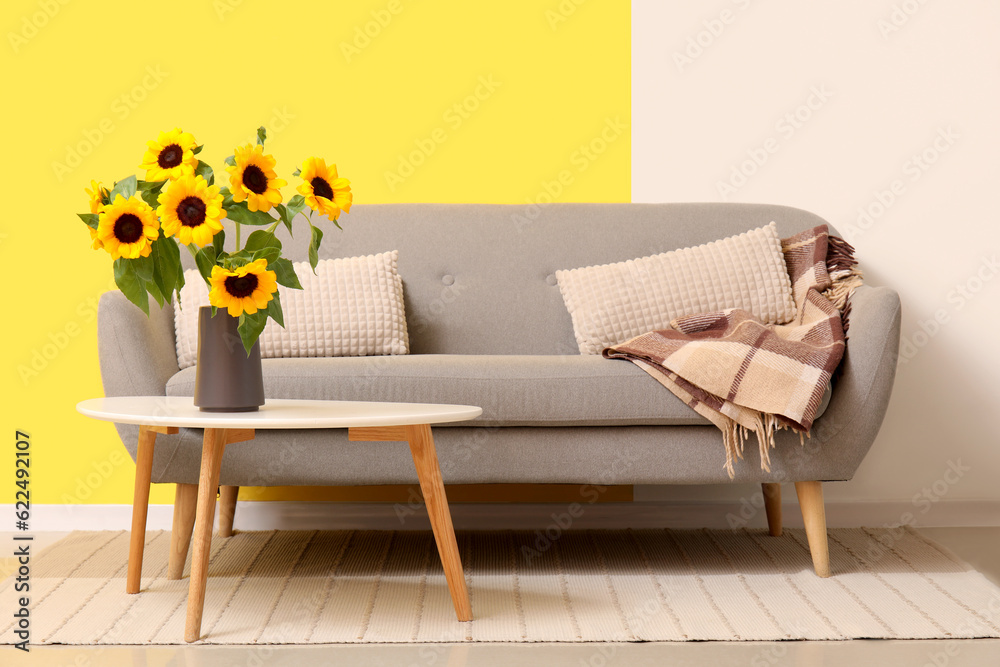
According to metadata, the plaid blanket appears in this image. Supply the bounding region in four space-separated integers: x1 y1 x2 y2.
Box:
604 225 863 477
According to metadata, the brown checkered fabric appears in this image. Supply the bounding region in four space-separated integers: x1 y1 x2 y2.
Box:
604 225 863 477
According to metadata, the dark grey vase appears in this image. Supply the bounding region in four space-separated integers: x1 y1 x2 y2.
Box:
193 306 265 412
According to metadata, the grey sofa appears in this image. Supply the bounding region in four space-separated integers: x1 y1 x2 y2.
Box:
98 203 901 576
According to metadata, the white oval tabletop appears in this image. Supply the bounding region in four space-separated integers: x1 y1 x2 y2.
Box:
77 396 482 429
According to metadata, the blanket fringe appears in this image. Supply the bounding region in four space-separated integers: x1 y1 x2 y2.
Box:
823 234 864 332
722 414 786 478
721 420 749 478
823 267 864 311
826 234 859 274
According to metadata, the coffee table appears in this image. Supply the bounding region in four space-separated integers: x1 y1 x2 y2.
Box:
77 396 482 642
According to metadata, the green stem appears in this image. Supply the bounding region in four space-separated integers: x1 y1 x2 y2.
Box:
235 222 241 251
185 243 199 258
266 219 281 234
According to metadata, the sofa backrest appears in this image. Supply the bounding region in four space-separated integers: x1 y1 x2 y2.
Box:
183 203 837 355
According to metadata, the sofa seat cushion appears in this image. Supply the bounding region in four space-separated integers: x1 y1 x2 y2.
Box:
165 354 712 427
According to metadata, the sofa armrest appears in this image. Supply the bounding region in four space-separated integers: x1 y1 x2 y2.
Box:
98 290 179 397
810 284 902 476
98 291 182 465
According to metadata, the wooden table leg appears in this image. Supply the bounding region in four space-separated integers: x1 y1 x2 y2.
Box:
405 424 472 622
184 428 228 643
127 424 178 594
168 483 198 579
127 426 157 594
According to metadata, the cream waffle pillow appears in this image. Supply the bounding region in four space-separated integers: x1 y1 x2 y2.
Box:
555 223 795 355
173 250 409 369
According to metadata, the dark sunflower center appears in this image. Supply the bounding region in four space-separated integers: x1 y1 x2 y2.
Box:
177 196 207 227
225 274 259 298
311 177 334 200
243 165 269 195
113 214 143 244
157 144 183 169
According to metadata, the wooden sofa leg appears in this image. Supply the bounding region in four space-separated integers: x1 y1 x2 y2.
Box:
168 483 198 579
795 481 831 577
761 483 782 536
218 485 239 537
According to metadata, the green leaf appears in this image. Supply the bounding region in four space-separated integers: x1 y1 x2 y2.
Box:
256 126 267 145
252 246 281 264
225 202 276 226
274 204 293 235
307 224 324 273
237 310 268 355
266 291 284 328
195 160 214 186
140 187 161 209
145 274 165 308
195 246 217 283
175 258 186 296
77 213 99 229
244 229 281 252
109 175 137 202
151 236 181 305
286 194 306 214
131 254 154 282
113 258 149 315
137 179 167 192
192 144 203 155
224 155 236 167
213 229 226 256
292 167 301 177
271 257 303 289
226 249 254 267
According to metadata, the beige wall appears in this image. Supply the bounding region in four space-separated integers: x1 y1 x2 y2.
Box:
631 1 1000 505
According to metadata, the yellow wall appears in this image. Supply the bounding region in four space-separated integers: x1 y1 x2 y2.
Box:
1 0 630 504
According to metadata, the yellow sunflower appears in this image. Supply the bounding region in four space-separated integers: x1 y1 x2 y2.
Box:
208 259 278 317
226 144 286 212
86 226 103 251
139 128 198 181
85 180 108 214
96 195 159 259
296 157 352 220
157 174 226 247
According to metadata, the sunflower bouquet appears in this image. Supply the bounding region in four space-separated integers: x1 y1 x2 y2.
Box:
78 126 352 353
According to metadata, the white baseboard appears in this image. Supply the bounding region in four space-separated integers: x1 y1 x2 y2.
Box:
7 500 999 533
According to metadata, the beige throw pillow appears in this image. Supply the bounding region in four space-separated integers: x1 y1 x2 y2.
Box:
174 250 409 369
555 222 796 355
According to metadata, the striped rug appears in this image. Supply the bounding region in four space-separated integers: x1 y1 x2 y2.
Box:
3 527 999 644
